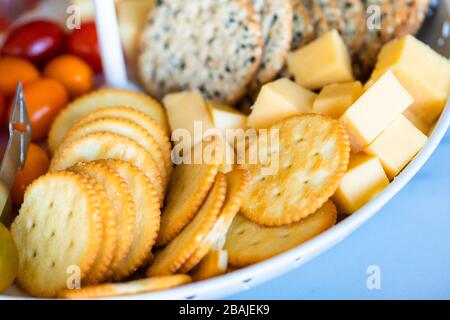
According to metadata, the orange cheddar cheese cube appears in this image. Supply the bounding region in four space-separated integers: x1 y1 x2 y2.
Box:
333 154 389 214
364 115 427 180
340 71 414 153
287 30 354 90
313 81 363 118
247 78 316 129
365 35 450 126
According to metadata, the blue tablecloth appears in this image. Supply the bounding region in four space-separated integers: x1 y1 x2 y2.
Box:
229 129 450 300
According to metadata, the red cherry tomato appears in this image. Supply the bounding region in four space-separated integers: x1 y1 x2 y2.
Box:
1 20 65 65
66 22 102 73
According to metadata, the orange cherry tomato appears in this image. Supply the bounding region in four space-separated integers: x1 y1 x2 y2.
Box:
10 78 69 141
0 57 40 97
11 143 49 206
43 54 94 98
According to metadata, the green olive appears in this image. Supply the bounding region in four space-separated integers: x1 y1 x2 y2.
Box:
0 222 18 293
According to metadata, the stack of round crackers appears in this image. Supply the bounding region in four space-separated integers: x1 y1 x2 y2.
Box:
137 0 430 104
11 89 179 298
10 88 253 298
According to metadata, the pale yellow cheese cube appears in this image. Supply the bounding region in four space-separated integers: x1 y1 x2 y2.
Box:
364 115 427 180
207 100 247 130
365 35 450 125
313 81 363 118
403 108 430 135
163 91 213 147
287 30 354 90
333 154 389 214
247 78 317 129
340 71 414 153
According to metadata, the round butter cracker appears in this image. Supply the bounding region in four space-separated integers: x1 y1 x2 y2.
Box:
11 172 103 298
48 88 168 154
103 160 161 281
69 161 136 278
62 117 168 186
58 274 192 299
240 114 350 226
225 200 337 267
49 132 164 204
179 169 250 273
74 106 172 180
147 173 227 276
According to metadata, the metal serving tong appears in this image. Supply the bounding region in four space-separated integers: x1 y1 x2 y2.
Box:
0 83 31 226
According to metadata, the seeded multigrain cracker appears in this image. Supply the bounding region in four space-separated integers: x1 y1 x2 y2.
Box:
192 250 228 281
236 202 336 265
313 0 342 35
240 114 350 226
156 141 224 246
391 0 408 37
405 0 430 36
61 118 169 186
138 0 263 104
69 161 136 277
103 160 161 281
58 275 192 299
179 169 250 273
79 177 116 285
248 0 293 91
358 0 395 75
10 172 103 298
49 132 164 203
48 88 168 154
225 201 337 267
290 0 315 50
73 106 172 178
147 173 227 276
337 0 366 54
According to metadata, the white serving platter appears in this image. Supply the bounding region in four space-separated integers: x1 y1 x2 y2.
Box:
1 0 449 299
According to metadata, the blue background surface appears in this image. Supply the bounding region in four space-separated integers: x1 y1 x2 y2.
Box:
228 130 450 300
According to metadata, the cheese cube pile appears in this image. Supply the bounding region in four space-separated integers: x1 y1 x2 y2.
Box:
162 32 448 216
